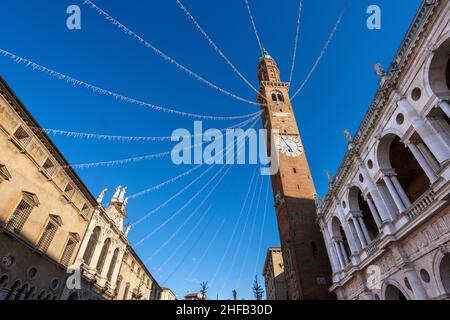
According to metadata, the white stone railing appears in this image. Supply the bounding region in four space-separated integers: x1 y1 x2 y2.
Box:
405 189 435 221
365 235 382 257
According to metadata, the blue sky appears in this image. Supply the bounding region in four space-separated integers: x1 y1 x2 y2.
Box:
0 0 422 299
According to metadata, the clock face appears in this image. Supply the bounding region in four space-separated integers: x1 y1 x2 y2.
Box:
275 135 303 157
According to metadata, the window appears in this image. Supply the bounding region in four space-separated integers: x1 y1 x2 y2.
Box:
0 164 12 182
96 238 111 274
131 261 135 271
27 267 38 280
42 158 56 176
116 276 123 292
13 126 31 147
123 283 130 300
271 91 284 104
107 248 119 282
80 204 90 218
64 183 75 198
311 242 318 256
6 192 39 233
60 238 77 266
83 226 101 265
36 221 58 253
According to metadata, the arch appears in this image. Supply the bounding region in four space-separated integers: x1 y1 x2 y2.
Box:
348 186 380 241
0 274 9 288
377 133 430 204
428 36 450 99
23 286 35 300
331 216 351 259
67 291 79 300
107 248 119 282
96 238 111 274
384 284 408 300
271 90 284 104
5 279 21 300
14 283 29 300
439 253 450 295
83 226 101 265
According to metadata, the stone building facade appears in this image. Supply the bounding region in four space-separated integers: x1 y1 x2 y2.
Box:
316 0 450 300
262 247 287 300
0 75 169 300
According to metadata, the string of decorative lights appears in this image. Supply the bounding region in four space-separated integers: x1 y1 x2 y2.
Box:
209 168 259 287
289 0 304 84
142 161 233 261
235 172 264 290
31 113 259 142
175 0 261 97
131 116 259 226
290 0 349 100
253 178 271 277
83 0 261 106
0 49 260 120
243 0 263 51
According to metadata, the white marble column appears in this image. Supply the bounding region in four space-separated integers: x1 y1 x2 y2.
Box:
110 249 125 287
339 241 349 265
440 100 450 119
351 216 368 248
347 220 363 252
364 195 382 228
408 142 438 182
333 240 345 270
398 98 449 164
404 269 428 300
334 198 359 255
358 217 372 244
382 175 406 212
391 175 412 208
322 227 340 274
90 234 106 270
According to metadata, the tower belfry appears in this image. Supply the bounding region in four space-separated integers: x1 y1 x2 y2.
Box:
257 50 334 300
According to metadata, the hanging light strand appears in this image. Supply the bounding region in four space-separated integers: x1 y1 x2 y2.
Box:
243 0 263 51
0 48 260 120
83 0 261 106
175 0 261 96
290 0 349 100
289 0 304 84
32 113 259 143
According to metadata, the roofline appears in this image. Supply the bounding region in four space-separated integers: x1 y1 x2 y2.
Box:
0 75 99 207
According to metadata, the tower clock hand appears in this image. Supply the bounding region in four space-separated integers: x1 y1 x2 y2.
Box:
280 136 293 152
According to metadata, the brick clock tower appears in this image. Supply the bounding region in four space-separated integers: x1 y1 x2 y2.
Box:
257 49 334 300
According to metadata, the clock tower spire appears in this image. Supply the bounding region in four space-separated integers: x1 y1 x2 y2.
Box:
257 49 334 300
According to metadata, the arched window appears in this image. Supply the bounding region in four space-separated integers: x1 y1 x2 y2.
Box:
385 284 407 300
83 226 101 265
271 91 284 104
439 253 450 294
96 238 111 274
107 248 119 282
67 292 79 300
6 192 39 233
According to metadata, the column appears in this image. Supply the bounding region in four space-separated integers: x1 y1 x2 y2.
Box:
390 175 412 208
440 100 450 119
398 98 449 164
408 142 438 182
351 216 368 248
383 175 406 212
358 217 372 244
334 198 359 255
357 157 393 222
365 196 382 228
322 227 340 274
339 241 349 265
101 247 115 279
333 239 345 269
347 219 363 252
110 249 125 287
417 142 440 171
90 234 105 270
404 269 428 300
